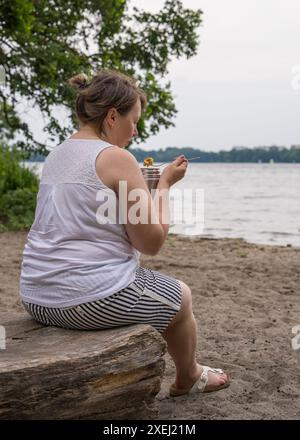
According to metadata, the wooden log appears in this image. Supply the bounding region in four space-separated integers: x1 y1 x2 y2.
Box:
0 314 167 419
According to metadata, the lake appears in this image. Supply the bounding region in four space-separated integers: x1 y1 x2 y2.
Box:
24 162 300 247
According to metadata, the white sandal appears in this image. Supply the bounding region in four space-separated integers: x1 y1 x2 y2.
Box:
169 366 230 397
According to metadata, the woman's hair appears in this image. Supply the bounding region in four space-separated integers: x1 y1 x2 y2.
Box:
68 69 147 136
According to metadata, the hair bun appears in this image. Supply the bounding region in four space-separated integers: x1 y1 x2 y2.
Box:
68 73 88 90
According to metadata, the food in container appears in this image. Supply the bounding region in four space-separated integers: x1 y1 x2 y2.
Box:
143 156 154 167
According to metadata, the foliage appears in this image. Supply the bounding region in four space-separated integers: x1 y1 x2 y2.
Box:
0 0 202 153
131 145 300 163
0 143 39 230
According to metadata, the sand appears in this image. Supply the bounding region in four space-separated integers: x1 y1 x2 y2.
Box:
0 231 299 420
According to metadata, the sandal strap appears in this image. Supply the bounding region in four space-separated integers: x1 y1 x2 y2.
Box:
189 366 225 394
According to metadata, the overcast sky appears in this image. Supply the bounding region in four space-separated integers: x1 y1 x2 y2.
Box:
24 0 300 151
130 0 300 151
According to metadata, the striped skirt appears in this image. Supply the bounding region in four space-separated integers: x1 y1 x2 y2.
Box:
22 266 182 334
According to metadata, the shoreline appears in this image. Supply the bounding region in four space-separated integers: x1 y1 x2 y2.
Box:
0 231 299 419
169 232 300 249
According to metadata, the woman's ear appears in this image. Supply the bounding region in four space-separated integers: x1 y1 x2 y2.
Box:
106 108 117 127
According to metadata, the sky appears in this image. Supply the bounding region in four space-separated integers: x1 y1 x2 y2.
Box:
130 0 300 151
22 0 300 152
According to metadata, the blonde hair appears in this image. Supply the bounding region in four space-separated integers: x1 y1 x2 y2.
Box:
68 69 147 137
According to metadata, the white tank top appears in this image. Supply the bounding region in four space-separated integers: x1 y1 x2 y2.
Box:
20 139 140 307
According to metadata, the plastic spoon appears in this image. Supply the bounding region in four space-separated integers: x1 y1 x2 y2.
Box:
156 156 201 167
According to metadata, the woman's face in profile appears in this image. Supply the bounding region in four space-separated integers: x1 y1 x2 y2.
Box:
113 99 141 148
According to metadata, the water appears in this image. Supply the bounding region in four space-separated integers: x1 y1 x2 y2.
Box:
24 162 300 247
169 163 300 247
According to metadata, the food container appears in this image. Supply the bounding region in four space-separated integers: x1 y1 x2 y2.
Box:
140 166 161 191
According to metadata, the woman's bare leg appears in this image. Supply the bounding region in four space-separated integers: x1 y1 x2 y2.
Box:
161 281 228 390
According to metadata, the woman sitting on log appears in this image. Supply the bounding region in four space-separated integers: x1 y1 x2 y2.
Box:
20 69 229 397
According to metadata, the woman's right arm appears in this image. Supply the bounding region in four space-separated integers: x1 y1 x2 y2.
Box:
96 147 187 255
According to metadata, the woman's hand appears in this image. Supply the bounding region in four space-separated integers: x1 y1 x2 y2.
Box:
159 155 188 187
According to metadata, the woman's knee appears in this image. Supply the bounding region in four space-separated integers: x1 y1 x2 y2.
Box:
168 281 193 327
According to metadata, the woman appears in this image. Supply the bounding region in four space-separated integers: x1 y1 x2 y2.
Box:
20 69 229 396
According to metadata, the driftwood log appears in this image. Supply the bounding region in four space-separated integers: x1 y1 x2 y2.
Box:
0 314 167 419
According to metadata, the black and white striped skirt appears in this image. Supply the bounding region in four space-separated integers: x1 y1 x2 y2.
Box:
22 266 182 334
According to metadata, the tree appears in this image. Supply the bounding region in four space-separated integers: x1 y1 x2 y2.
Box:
0 0 202 153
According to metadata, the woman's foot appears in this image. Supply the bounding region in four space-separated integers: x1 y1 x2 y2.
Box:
170 363 230 396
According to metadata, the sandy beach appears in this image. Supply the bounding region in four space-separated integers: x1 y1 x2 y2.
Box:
0 231 299 420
